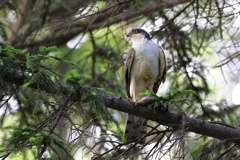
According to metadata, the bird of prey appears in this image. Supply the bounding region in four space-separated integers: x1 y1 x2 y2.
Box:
124 28 166 144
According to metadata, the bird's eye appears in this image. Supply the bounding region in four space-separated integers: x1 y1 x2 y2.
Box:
132 30 138 34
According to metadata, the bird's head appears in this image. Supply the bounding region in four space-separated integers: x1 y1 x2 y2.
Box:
126 28 151 42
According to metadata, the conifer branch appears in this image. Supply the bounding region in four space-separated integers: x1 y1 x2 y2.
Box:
2 70 240 145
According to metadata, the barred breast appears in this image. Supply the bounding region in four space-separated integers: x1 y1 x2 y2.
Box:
130 40 160 101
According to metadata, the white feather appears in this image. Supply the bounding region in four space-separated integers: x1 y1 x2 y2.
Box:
130 40 160 101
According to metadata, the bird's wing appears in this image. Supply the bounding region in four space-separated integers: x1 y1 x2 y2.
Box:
153 47 167 93
124 48 135 98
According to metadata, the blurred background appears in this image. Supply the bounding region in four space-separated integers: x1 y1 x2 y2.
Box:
0 0 240 159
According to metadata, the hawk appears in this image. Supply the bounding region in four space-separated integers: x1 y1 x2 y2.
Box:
124 28 166 144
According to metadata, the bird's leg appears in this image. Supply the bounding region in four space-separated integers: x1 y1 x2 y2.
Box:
147 86 155 95
134 99 141 105
128 97 132 101
127 96 139 105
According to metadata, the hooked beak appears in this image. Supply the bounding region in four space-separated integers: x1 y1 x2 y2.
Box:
126 32 132 37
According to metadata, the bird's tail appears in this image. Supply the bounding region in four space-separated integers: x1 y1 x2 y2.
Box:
124 114 147 144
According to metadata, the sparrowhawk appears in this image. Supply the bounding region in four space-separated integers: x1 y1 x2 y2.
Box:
124 28 166 144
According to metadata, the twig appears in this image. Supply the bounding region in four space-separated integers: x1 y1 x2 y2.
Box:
2 70 240 145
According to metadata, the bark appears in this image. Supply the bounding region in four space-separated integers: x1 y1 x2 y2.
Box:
2 70 240 145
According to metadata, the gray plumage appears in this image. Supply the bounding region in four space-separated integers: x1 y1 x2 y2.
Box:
124 28 166 144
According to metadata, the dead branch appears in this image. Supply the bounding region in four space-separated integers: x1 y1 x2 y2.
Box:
14 0 192 49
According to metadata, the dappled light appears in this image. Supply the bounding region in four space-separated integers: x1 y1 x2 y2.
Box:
0 0 240 159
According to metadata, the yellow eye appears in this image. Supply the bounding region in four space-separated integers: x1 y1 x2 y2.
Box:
132 30 138 34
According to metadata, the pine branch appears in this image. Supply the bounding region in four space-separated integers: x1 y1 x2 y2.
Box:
14 0 192 49
2 70 240 145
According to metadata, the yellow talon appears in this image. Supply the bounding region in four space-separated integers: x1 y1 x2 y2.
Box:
134 100 141 105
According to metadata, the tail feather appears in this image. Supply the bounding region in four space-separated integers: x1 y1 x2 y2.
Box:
125 114 147 144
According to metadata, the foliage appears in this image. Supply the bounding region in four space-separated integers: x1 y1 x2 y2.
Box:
0 0 240 159
139 86 197 109
3 125 70 158
0 45 120 159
